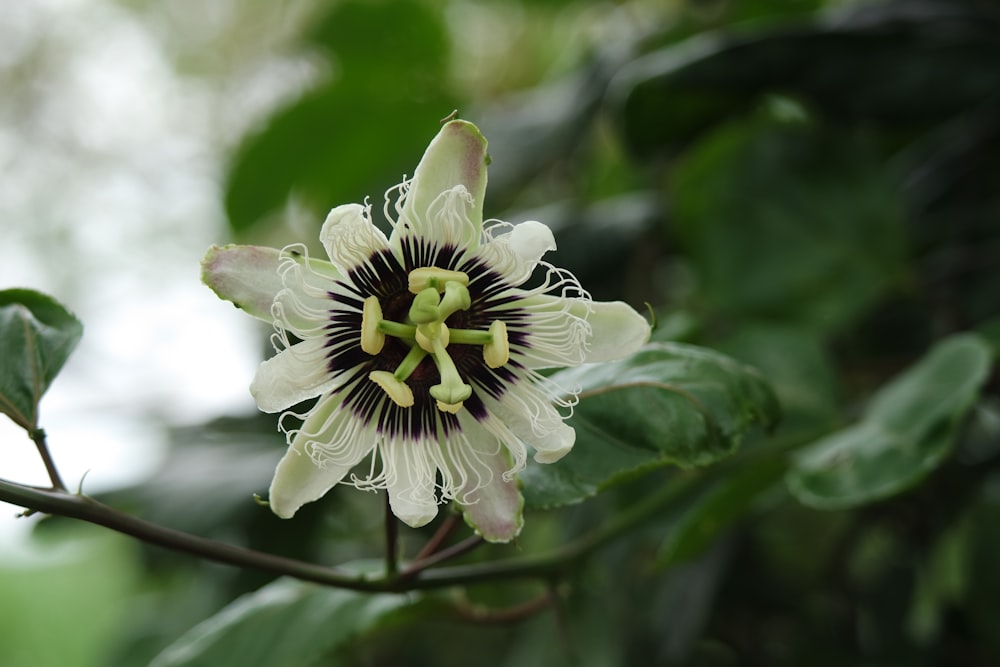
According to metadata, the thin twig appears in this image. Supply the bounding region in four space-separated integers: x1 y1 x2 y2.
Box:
384 493 399 577
401 535 484 578
413 513 460 561
30 429 66 491
448 588 556 625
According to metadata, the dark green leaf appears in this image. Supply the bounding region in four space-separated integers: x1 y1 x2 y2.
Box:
0 289 83 431
521 342 780 508
149 577 414 667
612 3 1000 156
670 116 906 333
787 333 994 509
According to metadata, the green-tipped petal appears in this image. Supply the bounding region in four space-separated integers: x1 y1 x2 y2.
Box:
451 424 524 543
399 120 489 244
201 245 283 321
582 300 652 363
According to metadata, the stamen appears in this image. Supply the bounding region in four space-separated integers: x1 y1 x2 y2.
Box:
369 371 414 407
409 267 469 293
393 344 428 382
483 320 509 368
360 296 385 354
377 320 416 339
448 328 495 345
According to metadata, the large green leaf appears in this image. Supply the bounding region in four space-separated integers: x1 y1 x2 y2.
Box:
521 342 780 508
787 333 994 509
670 115 906 333
149 577 414 667
224 0 455 237
0 289 83 431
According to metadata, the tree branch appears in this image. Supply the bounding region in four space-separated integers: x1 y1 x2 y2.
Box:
0 466 701 593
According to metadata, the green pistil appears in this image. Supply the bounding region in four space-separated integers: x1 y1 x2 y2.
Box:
408 287 441 324
427 337 472 405
364 267 510 413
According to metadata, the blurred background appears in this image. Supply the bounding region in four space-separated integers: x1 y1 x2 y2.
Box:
2 0 999 665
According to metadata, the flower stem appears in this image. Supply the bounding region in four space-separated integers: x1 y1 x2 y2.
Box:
30 429 66 491
413 513 460 561
402 535 484 579
384 493 399 577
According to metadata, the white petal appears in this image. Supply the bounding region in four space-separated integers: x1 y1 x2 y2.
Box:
398 120 488 238
480 379 575 464
250 338 347 413
505 295 650 368
201 245 283 322
268 393 375 519
320 203 390 274
382 438 439 528
581 300 651 363
447 417 523 543
478 220 556 285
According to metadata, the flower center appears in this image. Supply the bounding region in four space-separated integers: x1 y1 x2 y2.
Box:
360 266 509 413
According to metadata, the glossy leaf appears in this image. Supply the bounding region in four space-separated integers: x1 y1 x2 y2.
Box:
787 333 994 509
670 116 906 333
0 289 83 431
521 342 780 508
149 577 414 667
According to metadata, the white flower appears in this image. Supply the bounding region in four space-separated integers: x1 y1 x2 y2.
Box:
202 120 650 542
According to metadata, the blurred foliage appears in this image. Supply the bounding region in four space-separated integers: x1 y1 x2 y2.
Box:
7 0 1000 665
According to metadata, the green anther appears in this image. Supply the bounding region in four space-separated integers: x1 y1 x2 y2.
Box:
393 344 428 382
437 281 471 319
408 267 469 294
409 287 441 324
428 338 472 405
360 296 385 355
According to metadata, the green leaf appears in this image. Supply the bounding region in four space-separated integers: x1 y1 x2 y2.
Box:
0 289 83 431
670 116 906 333
149 578 414 667
716 323 840 429
787 333 994 509
224 0 454 237
521 342 781 508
